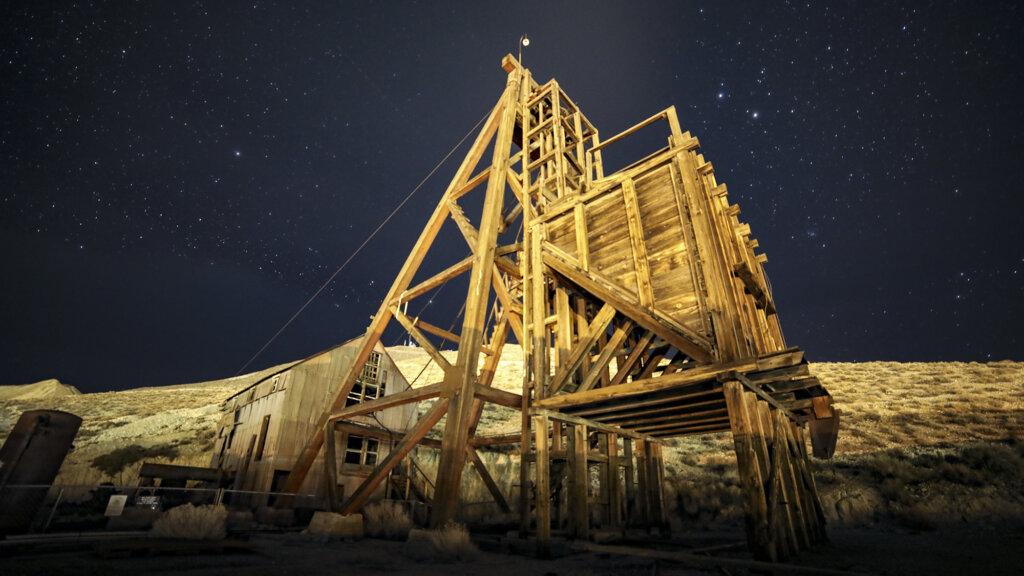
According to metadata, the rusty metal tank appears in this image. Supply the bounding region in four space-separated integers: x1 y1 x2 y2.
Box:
0 410 82 535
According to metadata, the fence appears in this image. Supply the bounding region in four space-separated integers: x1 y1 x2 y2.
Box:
1 482 306 535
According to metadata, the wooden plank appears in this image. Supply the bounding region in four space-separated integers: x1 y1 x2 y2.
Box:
634 439 649 526
392 310 453 373
466 445 511 513
533 349 803 412
588 109 669 154
608 330 655 387
327 383 442 422
623 436 636 525
555 285 573 367
549 302 617 395
324 424 340 512
450 165 491 201
473 383 522 409
607 434 623 528
568 423 590 539
621 179 655 308
576 319 634 393
723 381 772 561
574 203 590 271
397 255 474 304
432 66 523 527
412 319 462 348
543 247 715 362
531 407 652 441
340 399 449 514
535 413 552 556
732 372 802 423
470 432 521 447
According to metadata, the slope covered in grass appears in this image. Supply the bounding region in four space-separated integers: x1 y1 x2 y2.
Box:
2 348 1020 531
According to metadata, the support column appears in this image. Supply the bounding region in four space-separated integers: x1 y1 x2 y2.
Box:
623 437 636 526
567 423 589 540
431 65 523 528
608 434 623 529
723 380 774 561
535 414 551 557
634 439 649 528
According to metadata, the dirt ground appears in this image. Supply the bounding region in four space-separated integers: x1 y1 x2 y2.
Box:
2 523 1022 576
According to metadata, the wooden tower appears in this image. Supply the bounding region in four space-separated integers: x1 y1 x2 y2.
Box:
279 54 839 561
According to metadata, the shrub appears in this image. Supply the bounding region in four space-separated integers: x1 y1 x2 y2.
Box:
151 503 227 540
364 501 414 539
402 522 478 563
91 444 179 484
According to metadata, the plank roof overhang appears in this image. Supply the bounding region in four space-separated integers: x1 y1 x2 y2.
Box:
531 347 828 438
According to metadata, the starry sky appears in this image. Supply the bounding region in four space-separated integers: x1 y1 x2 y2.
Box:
2 2 1021 393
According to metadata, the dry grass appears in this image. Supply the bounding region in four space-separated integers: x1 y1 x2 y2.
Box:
363 500 414 539
4 345 1020 533
402 523 479 563
150 503 227 540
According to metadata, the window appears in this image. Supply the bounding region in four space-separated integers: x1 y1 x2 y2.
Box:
361 351 381 382
344 352 385 406
343 435 381 467
255 415 271 461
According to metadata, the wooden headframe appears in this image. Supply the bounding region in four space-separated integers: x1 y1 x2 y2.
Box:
279 54 836 548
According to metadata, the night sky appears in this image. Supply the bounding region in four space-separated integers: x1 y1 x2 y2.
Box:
2 2 1021 393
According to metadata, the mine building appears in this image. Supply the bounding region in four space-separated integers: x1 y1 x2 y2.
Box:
211 339 418 509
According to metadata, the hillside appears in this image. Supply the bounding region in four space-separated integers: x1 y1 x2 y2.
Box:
1 349 1021 532
0 378 81 402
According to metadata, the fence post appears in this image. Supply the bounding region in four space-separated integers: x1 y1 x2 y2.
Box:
42 487 65 532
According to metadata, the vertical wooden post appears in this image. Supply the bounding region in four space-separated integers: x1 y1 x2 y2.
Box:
648 441 669 535
608 434 623 529
634 438 650 528
723 380 774 561
519 383 532 537
431 66 522 528
534 414 551 557
323 422 339 512
623 436 636 526
597 433 611 527
568 423 590 540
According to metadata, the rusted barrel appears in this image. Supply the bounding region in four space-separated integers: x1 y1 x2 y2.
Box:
0 410 82 535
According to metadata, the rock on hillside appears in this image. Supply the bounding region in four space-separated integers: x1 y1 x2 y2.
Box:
0 378 81 401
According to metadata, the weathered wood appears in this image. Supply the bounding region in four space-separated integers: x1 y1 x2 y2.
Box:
341 399 449 514
608 330 656 387
432 65 523 528
534 413 551 556
723 380 773 561
567 423 590 539
576 319 633 393
533 349 804 412
397 255 474 304
634 439 649 527
466 444 511 513
279 82 510 498
322 425 338 510
621 179 655 308
531 407 653 441
549 302 617 394
392 310 453 373
473 383 522 409
327 383 442 422
544 248 715 362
